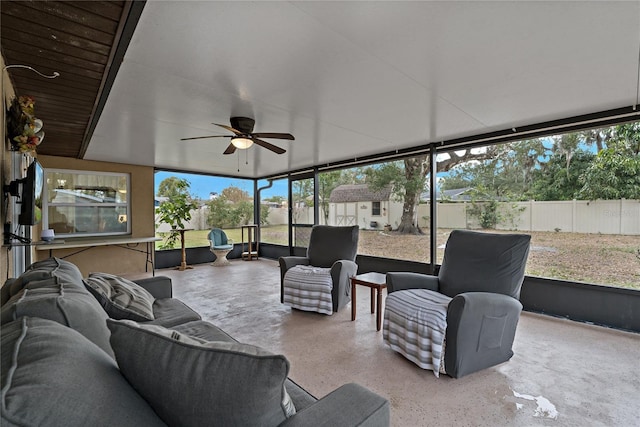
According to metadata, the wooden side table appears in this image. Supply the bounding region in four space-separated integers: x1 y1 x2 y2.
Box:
241 224 259 261
350 272 387 331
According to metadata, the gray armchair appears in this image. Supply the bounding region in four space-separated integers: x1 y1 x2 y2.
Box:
279 225 359 314
384 229 531 378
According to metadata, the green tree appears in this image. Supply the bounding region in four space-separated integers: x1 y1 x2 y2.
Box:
157 176 187 199
259 204 270 226
318 170 347 224
206 185 254 227
530 150 595 200
291 178 313 224
155 178 198 249
220 186 251 203
366 158 426 234
367 147 499 234
578 123 640 200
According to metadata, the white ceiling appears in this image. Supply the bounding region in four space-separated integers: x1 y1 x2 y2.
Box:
85 0 640 178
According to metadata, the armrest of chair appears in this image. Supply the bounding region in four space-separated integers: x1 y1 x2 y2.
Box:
279 256 310 302
386 272 439 294
133 276 173 299
330 260 358 311
445 292 523 378
330 259 358 286
280 383 390 427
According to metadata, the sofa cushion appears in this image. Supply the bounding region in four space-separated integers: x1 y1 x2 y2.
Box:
171 319 236 342
1 317 165 427
1 278 114 359
146 298 201 327
84 272 155 322
6 257 85 299
108 319 295 427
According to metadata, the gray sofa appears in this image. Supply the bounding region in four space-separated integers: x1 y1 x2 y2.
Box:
1 257 389 427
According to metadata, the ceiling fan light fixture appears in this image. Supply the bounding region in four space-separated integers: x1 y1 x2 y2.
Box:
231 137 253 149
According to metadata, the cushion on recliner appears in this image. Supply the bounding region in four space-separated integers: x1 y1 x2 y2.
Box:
1 278 114 358
107 319 295 427
84 272 155 321
438 230 531 299
307 225 359 267
1 317 165 427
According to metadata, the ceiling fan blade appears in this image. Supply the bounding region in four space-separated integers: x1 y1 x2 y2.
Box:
223 143 237 155
213 123 243 135
180 135 232 141
251 132 295 140
253 138 286 154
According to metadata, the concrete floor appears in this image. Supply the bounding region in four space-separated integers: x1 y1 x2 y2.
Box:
129 260 640 426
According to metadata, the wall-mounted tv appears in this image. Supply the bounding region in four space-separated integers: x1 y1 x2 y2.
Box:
4 159 44 226
18 159 44 225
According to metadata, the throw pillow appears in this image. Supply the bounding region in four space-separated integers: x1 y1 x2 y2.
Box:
1 317 165 427
84 272 155 322
1 278 115 359
107 319 296 427
8 257 86 298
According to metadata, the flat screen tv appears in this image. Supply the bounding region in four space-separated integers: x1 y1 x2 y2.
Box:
18 159 44 226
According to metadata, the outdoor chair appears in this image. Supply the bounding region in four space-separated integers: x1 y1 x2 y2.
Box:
208 228 234 266
383 229 531 378
279 225 359 315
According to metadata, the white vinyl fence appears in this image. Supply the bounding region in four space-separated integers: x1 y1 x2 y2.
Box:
427 199 639 235
157 199 639 235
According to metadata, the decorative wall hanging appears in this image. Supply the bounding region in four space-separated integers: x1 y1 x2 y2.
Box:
7 95 44 156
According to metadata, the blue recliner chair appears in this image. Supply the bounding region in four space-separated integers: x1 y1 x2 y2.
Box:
208 228 234 266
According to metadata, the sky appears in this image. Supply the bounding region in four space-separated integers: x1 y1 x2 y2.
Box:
154 171 287 200
155 136 586 201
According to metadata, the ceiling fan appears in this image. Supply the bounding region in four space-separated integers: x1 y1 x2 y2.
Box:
180 117 294 155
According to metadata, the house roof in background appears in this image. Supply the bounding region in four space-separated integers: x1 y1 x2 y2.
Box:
330 184 392 203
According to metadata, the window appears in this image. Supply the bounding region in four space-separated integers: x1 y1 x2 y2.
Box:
154 171 254 250
372 201 381 216
320 161 431 263
43 169 130 237
259 178 288 245
436 122 640 290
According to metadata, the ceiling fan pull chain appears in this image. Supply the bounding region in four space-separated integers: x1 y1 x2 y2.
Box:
245 148 248 165
237 151 240 172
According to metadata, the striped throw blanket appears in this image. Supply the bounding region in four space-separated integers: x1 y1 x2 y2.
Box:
283 265 334 315
383 289 452 377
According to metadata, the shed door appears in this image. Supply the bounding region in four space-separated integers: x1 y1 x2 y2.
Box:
335 203 356 226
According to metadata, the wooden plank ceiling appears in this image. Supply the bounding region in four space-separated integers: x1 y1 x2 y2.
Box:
1 0 132 158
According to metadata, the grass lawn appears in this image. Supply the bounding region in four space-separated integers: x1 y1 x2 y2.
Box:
157 226 639 289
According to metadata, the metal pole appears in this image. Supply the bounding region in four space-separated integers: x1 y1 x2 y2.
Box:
429 144 437 275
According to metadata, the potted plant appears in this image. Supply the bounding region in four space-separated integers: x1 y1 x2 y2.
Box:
156 178 198 249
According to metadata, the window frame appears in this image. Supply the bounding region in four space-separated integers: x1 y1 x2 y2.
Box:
42 169 131 238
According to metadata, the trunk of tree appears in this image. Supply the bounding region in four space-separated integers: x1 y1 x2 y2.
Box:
396 198 423 234
394 148 498 234
396 157 427 234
